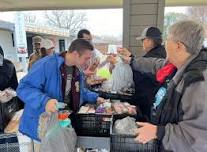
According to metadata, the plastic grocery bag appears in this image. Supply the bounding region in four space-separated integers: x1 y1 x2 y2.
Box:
111 58 134 91
4 109 23 133
0 88 17 103
39 112 77 152
114 117 138 135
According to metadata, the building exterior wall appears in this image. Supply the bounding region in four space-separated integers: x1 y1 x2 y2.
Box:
27 34 70 55
41 36 69 53
0 29 18 61
95 43 109 54
51 36 69 53
123 0 165 56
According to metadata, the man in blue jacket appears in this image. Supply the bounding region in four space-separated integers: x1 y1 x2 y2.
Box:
17 39 105 140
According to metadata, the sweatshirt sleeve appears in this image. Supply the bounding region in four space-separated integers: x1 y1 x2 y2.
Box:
9 64 18 90
159 79 207 152
79 71 99 104
130 57 165 75
82 88 99 103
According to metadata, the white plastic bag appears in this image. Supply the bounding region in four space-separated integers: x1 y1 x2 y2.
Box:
111 58 134 91
114 117 137 135
17 132 34 152
0 88 17 103
4 109 23 133
39 113 77 152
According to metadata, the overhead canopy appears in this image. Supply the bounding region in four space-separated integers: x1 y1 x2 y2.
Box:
167 0 207 6
0 0 207 11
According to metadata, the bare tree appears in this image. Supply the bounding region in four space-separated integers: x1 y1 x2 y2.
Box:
163 12 187 39
44 10 87 39
94 35 122 45
187 6 207 24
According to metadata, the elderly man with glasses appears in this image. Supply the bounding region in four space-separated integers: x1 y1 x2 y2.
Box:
119 20 207 152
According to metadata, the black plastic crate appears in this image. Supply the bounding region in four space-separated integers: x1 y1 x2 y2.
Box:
71 113 112 137
0 133 34 152
110 116 159 152
0 133 20 152
0 97 19 132
90 89 133 101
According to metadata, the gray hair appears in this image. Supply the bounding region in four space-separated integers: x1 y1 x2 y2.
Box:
168 20 205 55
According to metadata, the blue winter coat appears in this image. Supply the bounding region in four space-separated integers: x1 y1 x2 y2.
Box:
17 54 98 140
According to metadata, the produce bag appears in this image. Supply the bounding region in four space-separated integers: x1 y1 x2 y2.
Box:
39 112 77 152
4 109 23 133
102 57 134 92
114 116 138 135
0 88 17 103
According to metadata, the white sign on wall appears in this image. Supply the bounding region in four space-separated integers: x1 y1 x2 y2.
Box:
15 12 28 57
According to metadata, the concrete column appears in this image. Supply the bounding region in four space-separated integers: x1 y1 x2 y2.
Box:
123 0 165 56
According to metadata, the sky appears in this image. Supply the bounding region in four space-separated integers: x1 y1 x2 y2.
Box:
0 7 187 37
165 6 187 14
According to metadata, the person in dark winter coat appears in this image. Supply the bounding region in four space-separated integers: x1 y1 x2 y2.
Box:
0 46 18 91
120 27 166 119
120 20 207 152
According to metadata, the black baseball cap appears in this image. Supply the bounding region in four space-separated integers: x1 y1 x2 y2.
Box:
136 27 162 41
